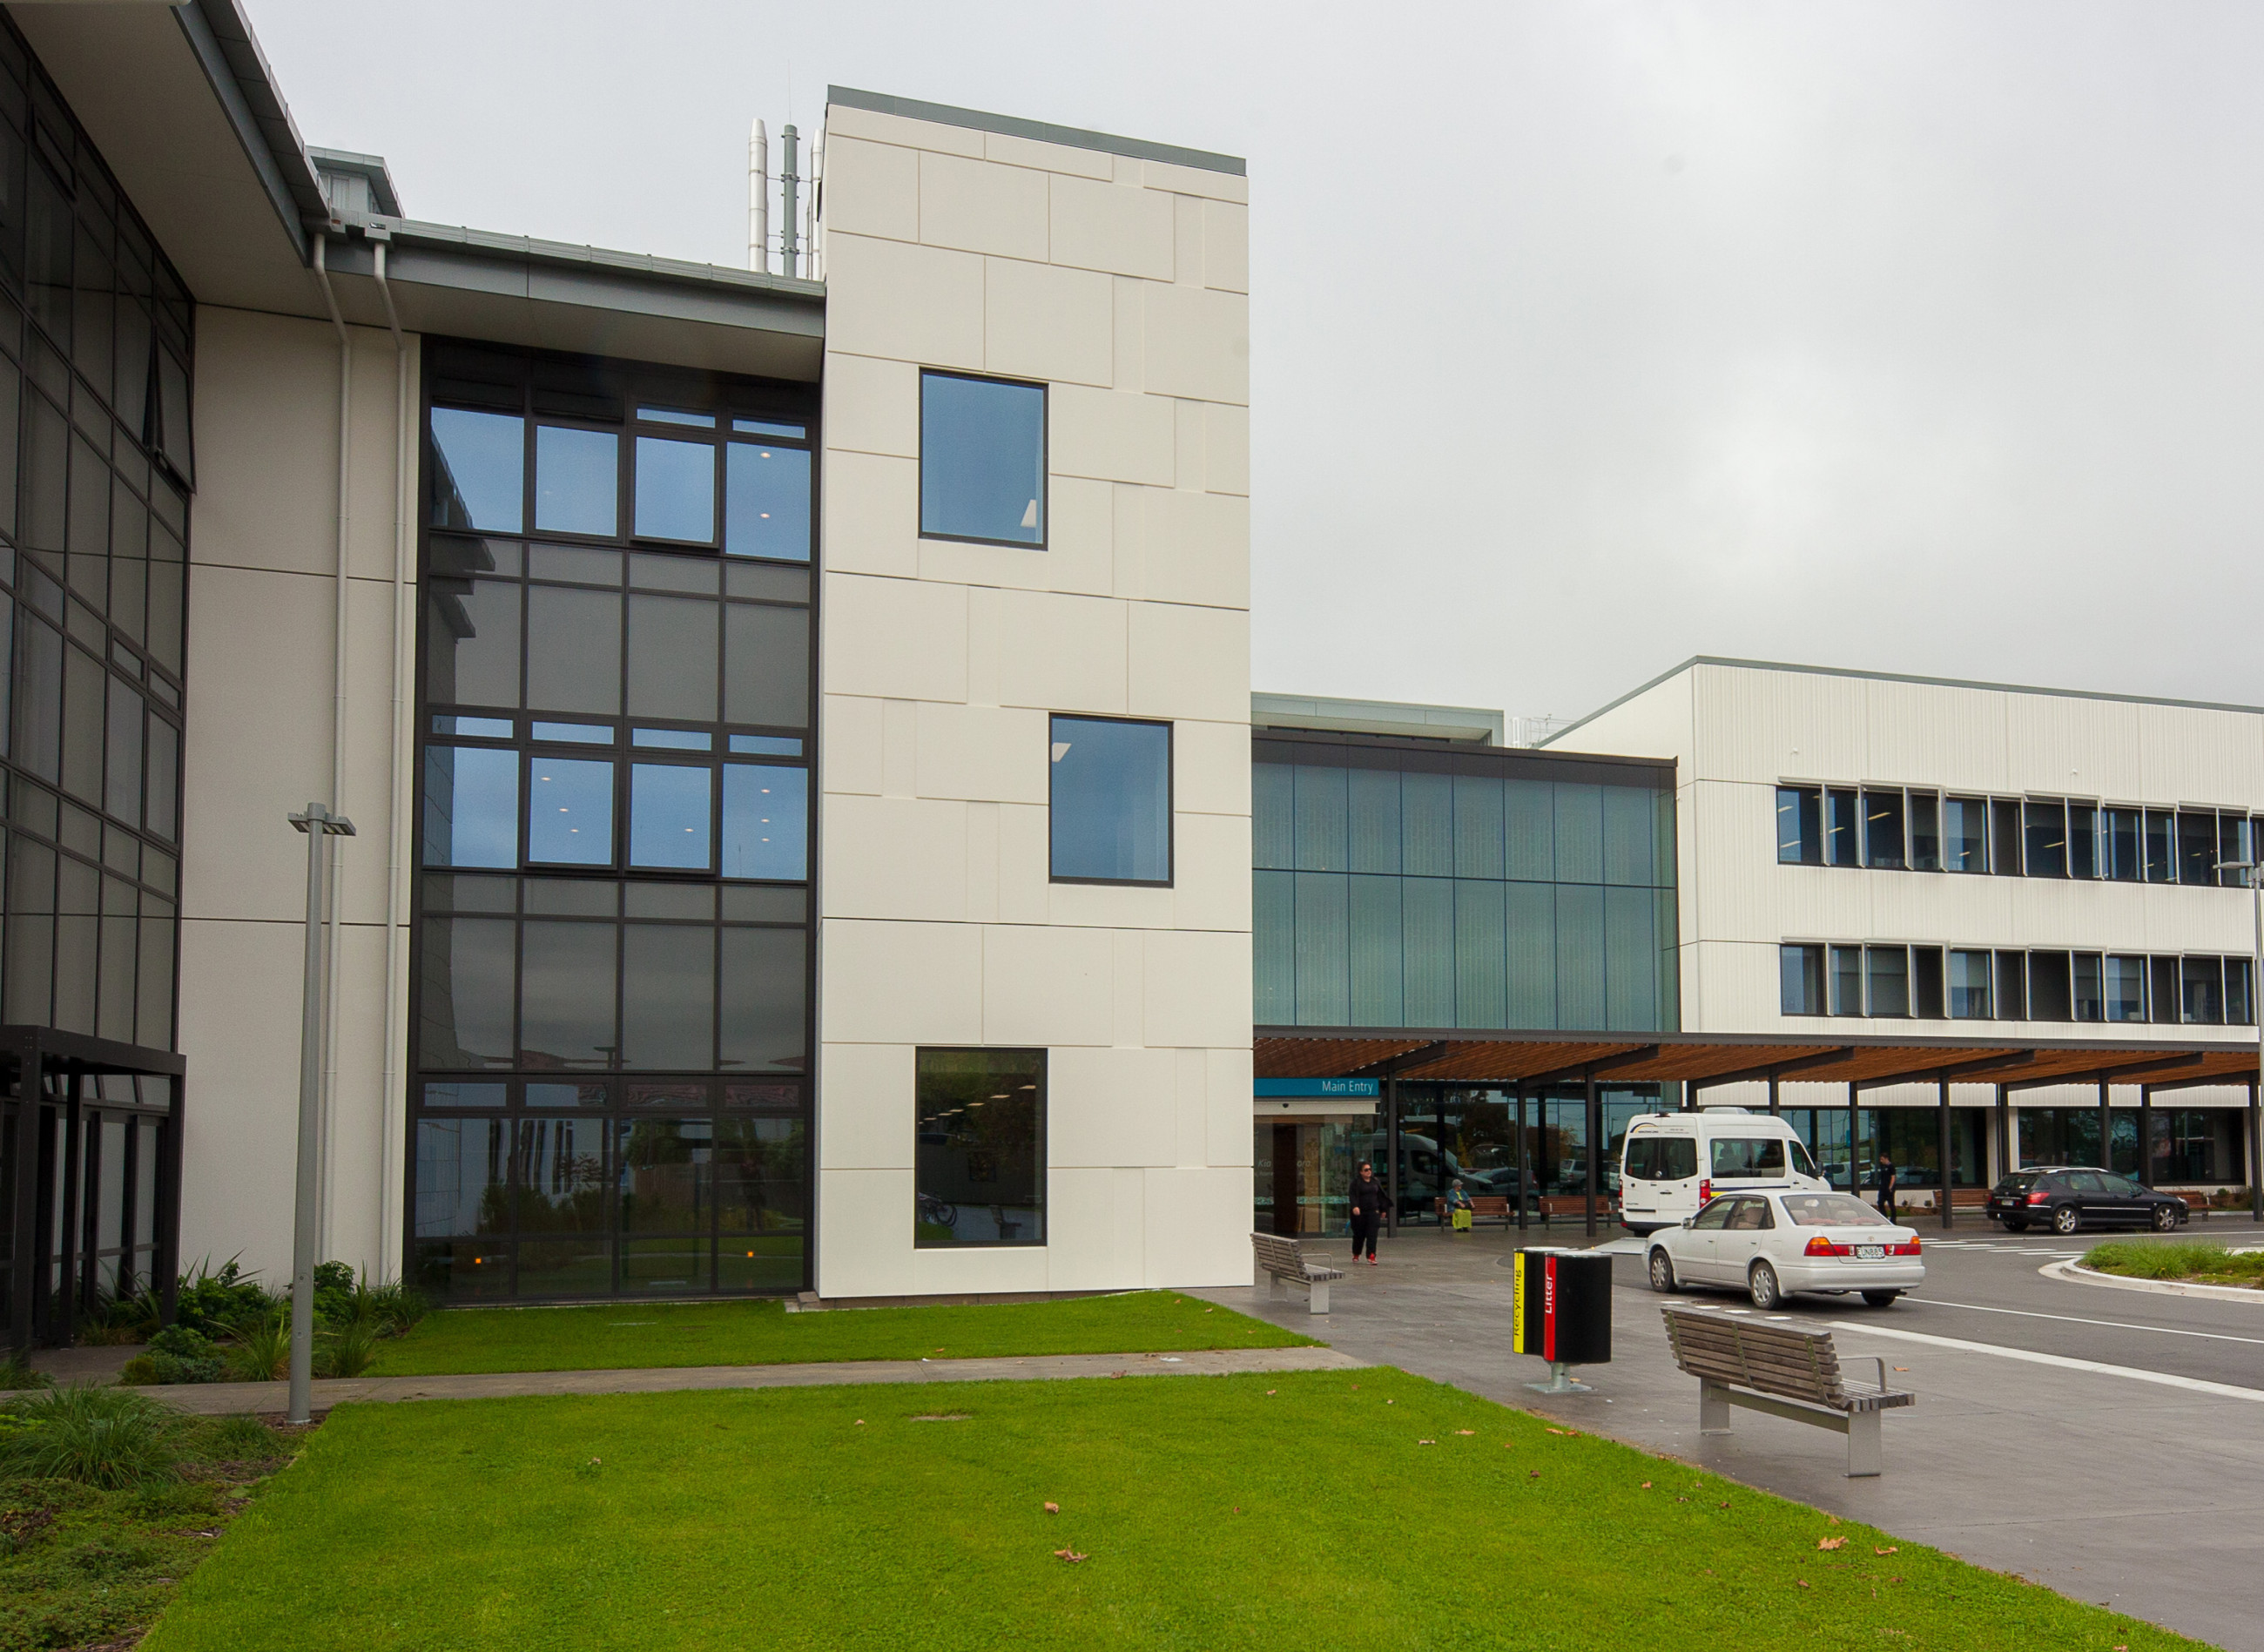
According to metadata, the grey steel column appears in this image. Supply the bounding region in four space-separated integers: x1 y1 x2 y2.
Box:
1513 1087 1528 1234
1937 1076 1953 1231
1384 1074 1398 1238
2098 1075 2112 1175
2138 1086 2154 1188
1768 1069 1780 1117
288 804 354 1426
2250 1080 2263 1223
1997 1083 2011 1176
8 1035 37 1355
1847 1082 1860 1196
1584 1072 1600 1240
55 1075 81 1347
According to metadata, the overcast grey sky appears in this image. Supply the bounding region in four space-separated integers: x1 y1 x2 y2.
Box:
253 1 2264 725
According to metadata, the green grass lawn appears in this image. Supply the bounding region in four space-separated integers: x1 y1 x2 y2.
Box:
2085 1238 2264 1287
367 1291 1315 1376
144 1369 2200 1652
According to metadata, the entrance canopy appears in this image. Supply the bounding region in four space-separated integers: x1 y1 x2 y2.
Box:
1255 1028 2263 1095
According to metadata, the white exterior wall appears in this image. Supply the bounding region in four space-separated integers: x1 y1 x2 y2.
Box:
179 306 417 1280
1560 661 2264 1134
814 103 1254 1297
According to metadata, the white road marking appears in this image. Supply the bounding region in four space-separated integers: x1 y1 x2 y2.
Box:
1907 1297 2264 1348
1826 1321 2264 1401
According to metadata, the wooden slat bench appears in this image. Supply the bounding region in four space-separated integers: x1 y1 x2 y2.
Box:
1250 1231 1345 1314
1433 1195 1512 1228
1661 1305 1915 1477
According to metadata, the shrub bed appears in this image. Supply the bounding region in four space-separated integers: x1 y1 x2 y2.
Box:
2084 1237 2264 1286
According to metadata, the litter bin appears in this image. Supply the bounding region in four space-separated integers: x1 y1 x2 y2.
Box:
1512 1246 1612 1393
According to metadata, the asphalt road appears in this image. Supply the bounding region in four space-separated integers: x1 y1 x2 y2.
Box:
1202 1219 2264 1651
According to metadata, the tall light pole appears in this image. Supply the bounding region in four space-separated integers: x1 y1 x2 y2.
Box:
288 804 354 1425
2214 856 2264 1224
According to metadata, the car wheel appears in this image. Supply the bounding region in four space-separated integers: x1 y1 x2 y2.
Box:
2002 1218 2028 1232
1647 1249 1678 1294
2052 1205 2081 1237
1749 1260 1782 1310
2151 1204 2178 1233
1860 1290 1901 1308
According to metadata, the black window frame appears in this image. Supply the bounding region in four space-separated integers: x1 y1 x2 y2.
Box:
1047 712 1174 888
916 367 1049 550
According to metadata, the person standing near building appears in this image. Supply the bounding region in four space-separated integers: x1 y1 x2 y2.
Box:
1876 1153 1897 1216
1348 1161 1385 1265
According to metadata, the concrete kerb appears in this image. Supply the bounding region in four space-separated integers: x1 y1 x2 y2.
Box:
2043 1258 2264 1303
4 1344 1371 1417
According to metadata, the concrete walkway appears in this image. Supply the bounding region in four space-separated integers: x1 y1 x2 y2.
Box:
131 1343 1365 1416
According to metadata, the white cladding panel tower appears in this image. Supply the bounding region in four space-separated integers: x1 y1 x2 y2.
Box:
812 92 1254 1298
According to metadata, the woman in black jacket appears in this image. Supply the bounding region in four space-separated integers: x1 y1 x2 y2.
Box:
1347 1162 1386 1264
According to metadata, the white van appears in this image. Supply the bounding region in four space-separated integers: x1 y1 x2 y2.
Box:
1619 1109 1829 1236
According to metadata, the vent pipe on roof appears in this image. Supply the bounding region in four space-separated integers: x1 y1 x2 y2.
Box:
748 118 769 274
778 124 801 278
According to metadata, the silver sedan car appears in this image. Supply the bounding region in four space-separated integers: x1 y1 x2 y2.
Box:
1647 1190 1924 1310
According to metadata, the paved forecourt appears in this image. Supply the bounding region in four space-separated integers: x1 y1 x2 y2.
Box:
1198 1224 2264 1652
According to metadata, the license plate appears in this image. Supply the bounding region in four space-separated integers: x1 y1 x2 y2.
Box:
1856 1244 1885 1260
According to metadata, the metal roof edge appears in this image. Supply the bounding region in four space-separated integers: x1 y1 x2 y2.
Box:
1541 655 2264 748
172 0 324 260
389 218 825 305
827 84 1243 176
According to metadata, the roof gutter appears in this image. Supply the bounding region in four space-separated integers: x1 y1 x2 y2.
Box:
170 0 329 262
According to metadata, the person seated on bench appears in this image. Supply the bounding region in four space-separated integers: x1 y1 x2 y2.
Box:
1445 1180 1474 1233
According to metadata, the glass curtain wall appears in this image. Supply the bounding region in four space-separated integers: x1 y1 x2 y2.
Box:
1776 1108 1985 1195
0 21 188 1055
1255 738 1678 1032
1382 1086 1661 1226
412 343 815 1301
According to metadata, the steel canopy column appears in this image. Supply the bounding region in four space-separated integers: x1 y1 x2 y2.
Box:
7 1035 37 1356
1384 1074 1398 1239
1514 1087 1528 1235
1937 1076 1953 1231
1768 1069 1780 1117
2251 1080 2263 1222
2139 1087 2154 1186
2097 1075 2112 1176
1584 1072 1601 1240
55 1074 81 1348
1847 1082 1860 1197
1997 1083 2011 1177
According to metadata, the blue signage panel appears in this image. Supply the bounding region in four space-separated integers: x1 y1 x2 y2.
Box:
1253 1077 1381 1098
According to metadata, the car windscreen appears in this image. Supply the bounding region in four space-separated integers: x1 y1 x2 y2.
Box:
1779 1193 1891 1228
1712 1137 1787 1177
1786 1138 1818 1178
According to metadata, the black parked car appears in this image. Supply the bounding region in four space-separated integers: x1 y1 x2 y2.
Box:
1987 1168 2187 1236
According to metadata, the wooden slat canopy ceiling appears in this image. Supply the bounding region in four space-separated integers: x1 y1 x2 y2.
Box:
1254 1028 2263 1090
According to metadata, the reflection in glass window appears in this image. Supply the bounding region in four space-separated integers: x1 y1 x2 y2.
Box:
2177 813 2217 886
915 1049 1044 1247
2144 810 2173 882
1825 788 1859 866
414 1118 505 1237
517 920 617 1067
1775 786 1821 865
725 442 812 561
722 764 807 880
920 371 1045 546
423 745 518 868
2024 799 2066 878
1907 792 1940 871
430 409 524 532
1949 949 1992 1018
617 1117 713 1233
630 763 712 870
2069 803 2099 879
2082 968 2153 1032
2182 956 2224 1025
1866 946 1908 1016
2072 953 2105 1022
423 1082 507 1108
2106 807 2141 880
1863 790 1904 869
1049 715 1170 884
633 435 716 543
535 426 619 536
526 757 613 866
1943 796 1988 873
512 1116 607 1231
1780 943 1824 1015
1829 945 1863 1015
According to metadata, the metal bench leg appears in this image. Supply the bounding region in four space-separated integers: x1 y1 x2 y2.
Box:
1308 1278 1330 1315
1846 1410 1882 1478
1698 1379 1731 1435
1269 1273 1287 1301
